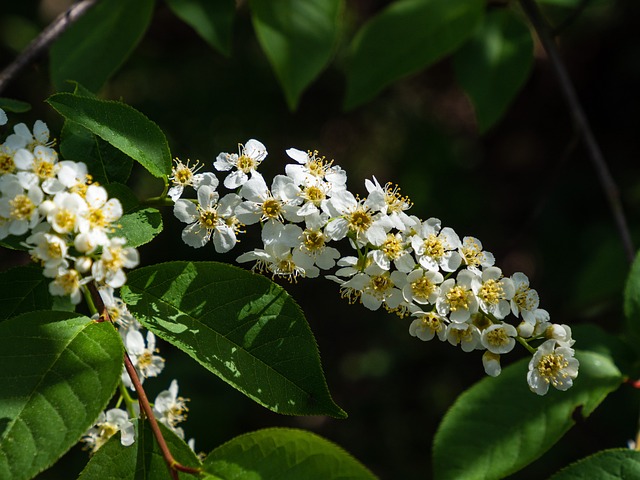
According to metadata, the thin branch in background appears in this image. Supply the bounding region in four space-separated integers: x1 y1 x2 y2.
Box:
551 0 593 36
0 0 99 95
519 0 636 264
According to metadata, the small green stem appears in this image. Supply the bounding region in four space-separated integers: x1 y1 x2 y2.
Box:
516 336 536 355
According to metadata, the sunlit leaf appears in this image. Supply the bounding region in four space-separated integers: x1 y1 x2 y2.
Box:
433 351 623 480
48 93 172 178
0 311 122 480
203 428 376 479
121 261 346 418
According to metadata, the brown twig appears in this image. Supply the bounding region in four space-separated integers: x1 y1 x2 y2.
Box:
0 0 99 95
88 281 201 479
519 0 635 264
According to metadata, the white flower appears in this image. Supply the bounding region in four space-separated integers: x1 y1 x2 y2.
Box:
510 272 540 324
482 351 502 377
235 175 301 225
0 108 6 126
436 269 479 323
167 158 209 201
402 268 443 305
480 323 517 354
409 311 447 341
0 173 44 237
14 146 62 194
410 218 462 272
48 267 86 304
370 232 415 272
214 139 267 189
285 148 347 191
339 263 404 311
459 236 495 272
5 121 50 152
25 229 68 269
296 212 340 270
75 184 123 251
82 408 135 453
41 191 88 235
153 379 189 438
472 267 515 319
237 240 319 281
99 286 139 330
445 322 481 352
527 340 579 395
174 184 243 252
364 177 413 230
92 237 139 288
123 329 165 388
545 323 575 347
324 189 390 245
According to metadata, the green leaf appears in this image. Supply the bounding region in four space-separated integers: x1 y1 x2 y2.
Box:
0 97 30 113
166 0 235 56
0 311 123 480
249 0 342 109
433 351 623 480
624 251 640 340
344 0 484 110
203 428 376 479
47 93 172 178
78 419 201 480
50 0 154 92
105 183 163 248
60 120 133 185
0 265 71 322
121 261 346 418
453 9 534 132
549 449 640 479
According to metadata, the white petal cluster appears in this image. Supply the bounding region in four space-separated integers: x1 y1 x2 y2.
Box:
169 138 579 395
0 117 139 303
82 408 135 453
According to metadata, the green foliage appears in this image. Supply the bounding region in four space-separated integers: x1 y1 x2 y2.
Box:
432 351 623 480
203 428 376 479
0 97 30 113
104 183 163 248
78 420 202 480
249 0 343 109
166 0 235 56
624 251 640 341
47 93 172 178
60 121 133 185
453 9 534 133
548 449 640 479
0 265 70 322
344 0 484 110
0 311 123 480
50 0 154 92
121 261 346 418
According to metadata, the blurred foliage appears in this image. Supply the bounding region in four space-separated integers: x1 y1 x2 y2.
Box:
1 0 640 478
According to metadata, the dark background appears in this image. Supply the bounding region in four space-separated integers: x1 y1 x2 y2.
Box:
2 0 640 478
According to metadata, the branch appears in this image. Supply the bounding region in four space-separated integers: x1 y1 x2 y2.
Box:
519 0 635 263
0 0 99 95
89 282 201 479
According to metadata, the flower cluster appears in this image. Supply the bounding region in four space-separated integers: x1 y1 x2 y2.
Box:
0 112 191 453
170 139 579 395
